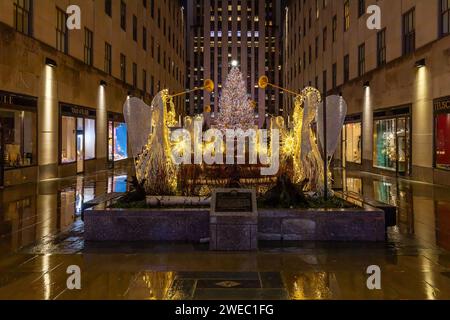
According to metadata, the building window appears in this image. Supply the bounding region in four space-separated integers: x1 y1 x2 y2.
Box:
358 0 365 17
344 54 350 82
163 51 166 69
323 27 327 51
344 0 350 31
309 46 312 64
56 8 68 53
441 0 450 36
151 0 155 18
306 8 311 29
84 28 93 66
142 69 147 93
104 43 112 75
133 15 137 41
157 44 161 64
132 63 137 88
14 0 32 35
120 54 126 82
403 8 415 55
332 63 337 89
343 122 362 164
377 29 386 67
316 0 320 19
151 36 155 58
332 15 337 42
315 37 319 58
120 1 126 31
358 43 365 77
151 75 154 96
143 27 147 50
105 0 112 16
158 8 161 28
0 106 37 168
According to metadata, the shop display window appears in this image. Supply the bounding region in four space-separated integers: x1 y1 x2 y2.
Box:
374 118 397 171
108 120 128 162
84 118 96 160
61 114 96 165
436 113 450 170
373 116 410 175
0 108 37 168
61 116 76 163
343 122 362 164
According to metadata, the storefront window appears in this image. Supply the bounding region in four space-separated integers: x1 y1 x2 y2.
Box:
60 104 96 167
0 108 37 168
436 113 450 170
108 118 128 162
343 122 362 164
373 116 410 175
397 118 409 174
61 116 76 163
84 118 96 160
374 119 397 171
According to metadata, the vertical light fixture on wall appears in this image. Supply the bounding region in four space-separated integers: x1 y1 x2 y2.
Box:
39 58 58 179
97 81 107 164
413 57 432 170
363 83 373 164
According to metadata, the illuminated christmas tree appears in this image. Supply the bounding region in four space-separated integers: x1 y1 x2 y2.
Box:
216 66 255 131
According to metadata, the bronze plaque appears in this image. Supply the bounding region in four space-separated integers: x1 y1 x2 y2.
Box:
215 190 253 213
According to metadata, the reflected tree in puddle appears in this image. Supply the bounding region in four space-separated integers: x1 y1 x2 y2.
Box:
125 271 174 300
282 272 335 299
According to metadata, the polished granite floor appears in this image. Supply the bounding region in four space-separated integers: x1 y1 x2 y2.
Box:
1 167 450 300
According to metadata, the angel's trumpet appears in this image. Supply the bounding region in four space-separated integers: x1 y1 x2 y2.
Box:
170 79 215 98
258 75 301 97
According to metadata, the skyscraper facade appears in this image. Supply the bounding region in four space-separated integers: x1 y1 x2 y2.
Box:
186 0 283 127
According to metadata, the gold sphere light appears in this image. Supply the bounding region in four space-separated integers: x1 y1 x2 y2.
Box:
204 79 214 93
258 76 269 89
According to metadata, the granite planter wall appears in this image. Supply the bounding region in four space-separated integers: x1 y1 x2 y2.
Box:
85 204 385 242
258 208 385 242
84 208 210 241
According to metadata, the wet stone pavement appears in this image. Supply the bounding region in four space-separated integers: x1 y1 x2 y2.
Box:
1 167 450 300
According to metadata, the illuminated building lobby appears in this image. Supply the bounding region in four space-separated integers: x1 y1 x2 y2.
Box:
1 0 450 303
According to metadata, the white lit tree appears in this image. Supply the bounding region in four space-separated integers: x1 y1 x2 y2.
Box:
216 66 255 131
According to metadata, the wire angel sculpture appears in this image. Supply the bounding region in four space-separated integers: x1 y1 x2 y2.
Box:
124 90 179 195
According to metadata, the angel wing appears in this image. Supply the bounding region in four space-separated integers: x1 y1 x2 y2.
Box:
123 97 153 159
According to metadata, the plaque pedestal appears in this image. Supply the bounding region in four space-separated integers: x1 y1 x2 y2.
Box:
210 189 258 251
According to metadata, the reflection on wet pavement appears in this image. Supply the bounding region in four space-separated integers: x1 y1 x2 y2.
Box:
0 167 450 299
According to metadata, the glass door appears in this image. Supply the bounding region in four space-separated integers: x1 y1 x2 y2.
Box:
342 125 347 169
107 120 114 169
76 117 84 174
396 117 410 176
